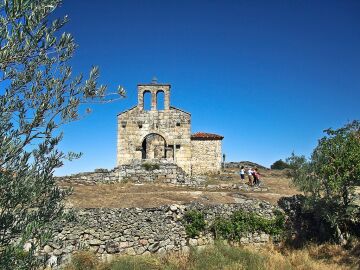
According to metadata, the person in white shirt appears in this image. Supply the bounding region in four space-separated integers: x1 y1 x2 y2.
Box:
247 167 254 186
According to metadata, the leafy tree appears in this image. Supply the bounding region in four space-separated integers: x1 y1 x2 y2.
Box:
0 0 124 268
286 121 360 244
270 159 291 170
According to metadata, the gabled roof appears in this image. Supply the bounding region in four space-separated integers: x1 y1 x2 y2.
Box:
138 83 171 86
117 105 190 116
170 106 191 115
117 105 137 116
191 132 224 140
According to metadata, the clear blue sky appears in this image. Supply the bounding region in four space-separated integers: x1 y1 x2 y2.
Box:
55 0 360 176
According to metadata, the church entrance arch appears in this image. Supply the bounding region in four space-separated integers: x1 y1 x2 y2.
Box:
141 133 167 159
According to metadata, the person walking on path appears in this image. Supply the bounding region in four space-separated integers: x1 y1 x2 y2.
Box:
240 166 245 182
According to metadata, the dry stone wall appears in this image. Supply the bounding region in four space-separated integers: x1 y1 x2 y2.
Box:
41 199 279 268
56 160 204 186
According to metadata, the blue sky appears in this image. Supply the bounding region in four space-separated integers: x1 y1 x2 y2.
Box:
55 0 360 175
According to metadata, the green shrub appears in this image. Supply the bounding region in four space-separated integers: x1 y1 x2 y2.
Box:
141 162 160 171
212 217 234 239
212 210 285 240
63 209 78 222
183 210 206 238
182 209 285 240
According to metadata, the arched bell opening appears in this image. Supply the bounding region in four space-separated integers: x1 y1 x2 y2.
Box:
156 90 165 110
143 90 151 111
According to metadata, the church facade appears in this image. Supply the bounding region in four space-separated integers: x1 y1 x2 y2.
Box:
117 80 223 175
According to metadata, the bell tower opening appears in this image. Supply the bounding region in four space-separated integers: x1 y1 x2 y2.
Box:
143 90 151 111
137 78 171 111
156 90 165 110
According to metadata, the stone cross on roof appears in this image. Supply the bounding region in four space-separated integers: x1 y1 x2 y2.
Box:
151 76 158 84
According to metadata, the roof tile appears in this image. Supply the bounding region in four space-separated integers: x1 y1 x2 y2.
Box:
191 132 224 140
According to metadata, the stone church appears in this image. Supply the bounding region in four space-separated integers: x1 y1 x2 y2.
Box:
117 79 224 175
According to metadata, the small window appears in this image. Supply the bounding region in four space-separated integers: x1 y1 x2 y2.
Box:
176 145 181 149
176 122 181 127
121 121 127 128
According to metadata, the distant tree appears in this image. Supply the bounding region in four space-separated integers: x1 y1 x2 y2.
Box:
0 0 124 268
286 121 360 244
270 159 291 170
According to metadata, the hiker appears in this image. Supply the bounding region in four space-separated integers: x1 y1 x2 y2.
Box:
253 167 261 186
240 166 245 182
247 167 253 186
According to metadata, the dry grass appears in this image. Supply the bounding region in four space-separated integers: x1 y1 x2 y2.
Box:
64 242 359 270
258 244 358 270
61 168 300 208
63 183 236 208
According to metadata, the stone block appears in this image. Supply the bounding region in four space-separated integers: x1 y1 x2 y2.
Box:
89 239 102 246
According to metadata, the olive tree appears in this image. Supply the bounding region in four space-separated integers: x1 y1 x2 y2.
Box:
286 121 360 244
0 0 124 268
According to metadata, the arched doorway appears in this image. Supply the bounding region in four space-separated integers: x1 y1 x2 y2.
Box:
141 133 166 159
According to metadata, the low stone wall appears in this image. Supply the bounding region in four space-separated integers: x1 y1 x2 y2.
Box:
40 198 278 268
57 160 205 186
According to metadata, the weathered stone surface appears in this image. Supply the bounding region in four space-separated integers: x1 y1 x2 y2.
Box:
188 239 198 246
139 239 148 246
104 242 118 253
89 239 102 246
47 255 58 267
125 247 136 255
53 249 63 256
43 245 53 254
23 242 32 252
191 139 222 175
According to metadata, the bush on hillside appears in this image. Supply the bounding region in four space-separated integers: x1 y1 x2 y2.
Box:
271 159 291 170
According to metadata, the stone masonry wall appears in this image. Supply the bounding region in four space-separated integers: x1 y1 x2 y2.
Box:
41 199 278 268
191 140 222 175
57 160 204 186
